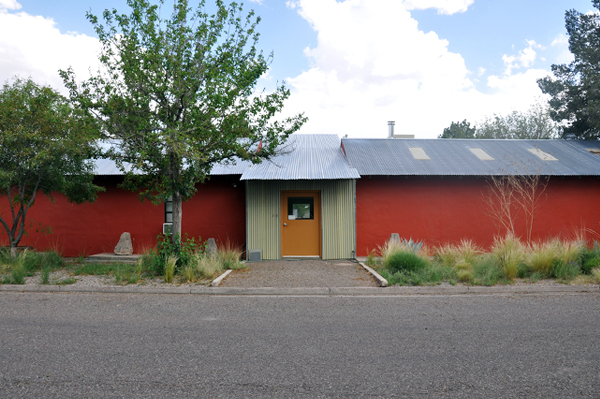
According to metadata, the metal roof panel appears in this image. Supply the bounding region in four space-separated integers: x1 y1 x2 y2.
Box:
341 138 600 176
241 134 360 180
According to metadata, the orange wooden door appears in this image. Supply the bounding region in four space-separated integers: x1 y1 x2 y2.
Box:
280 191 321 257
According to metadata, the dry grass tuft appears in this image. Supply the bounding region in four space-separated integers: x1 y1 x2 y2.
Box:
216 241 245 270
196 255 224 278
491 234 526 280
592 268 600 284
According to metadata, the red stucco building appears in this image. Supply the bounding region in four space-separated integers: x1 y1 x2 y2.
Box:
4 135 600 258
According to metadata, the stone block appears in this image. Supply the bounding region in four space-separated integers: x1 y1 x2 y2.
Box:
114 232 133 255
388 233 401 246
206 238 218 258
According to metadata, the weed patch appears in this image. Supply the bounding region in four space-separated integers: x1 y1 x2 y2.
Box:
40 266 51 285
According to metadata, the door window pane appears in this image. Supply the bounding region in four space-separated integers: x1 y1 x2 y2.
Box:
287 197 314 220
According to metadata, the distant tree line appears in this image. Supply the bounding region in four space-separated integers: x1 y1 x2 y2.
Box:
439 102 560 139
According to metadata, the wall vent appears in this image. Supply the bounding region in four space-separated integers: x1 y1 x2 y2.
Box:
248 249 262 262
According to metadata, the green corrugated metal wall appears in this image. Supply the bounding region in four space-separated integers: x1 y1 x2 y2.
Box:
246 180 356 260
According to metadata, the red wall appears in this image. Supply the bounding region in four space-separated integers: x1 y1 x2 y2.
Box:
0 175 246 257
356 176 600 256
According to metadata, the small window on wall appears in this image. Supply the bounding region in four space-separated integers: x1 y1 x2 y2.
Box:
165 195 173 223
287 197 314 220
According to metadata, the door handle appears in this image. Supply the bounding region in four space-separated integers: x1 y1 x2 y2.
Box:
283 223 287 226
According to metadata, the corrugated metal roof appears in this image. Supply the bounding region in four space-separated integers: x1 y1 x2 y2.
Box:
93 159 131 175
341 138 600 176
93 157 250 175
241 134 361 180
209 158 252 175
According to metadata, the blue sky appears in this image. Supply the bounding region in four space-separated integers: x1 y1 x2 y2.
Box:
0 0 594 138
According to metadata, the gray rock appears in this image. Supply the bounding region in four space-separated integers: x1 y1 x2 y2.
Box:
114 232 133 255
206 238 218 258
388 233 401 246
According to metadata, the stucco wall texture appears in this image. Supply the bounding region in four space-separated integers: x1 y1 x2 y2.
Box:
2 176 246 257
356 176 600 256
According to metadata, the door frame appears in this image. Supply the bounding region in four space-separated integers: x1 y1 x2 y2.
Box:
280 190 322 258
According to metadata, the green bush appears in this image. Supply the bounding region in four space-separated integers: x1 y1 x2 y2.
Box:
579 243 600 274
139 250 163 276
551 259 580 282
384 251 429 273
157 233 202 270
582 256 600 274
381 264 455 286
472 256 505 286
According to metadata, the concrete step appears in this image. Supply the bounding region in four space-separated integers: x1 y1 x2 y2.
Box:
86 253 141 264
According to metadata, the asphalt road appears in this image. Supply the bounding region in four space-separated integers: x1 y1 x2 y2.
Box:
0 292 599 398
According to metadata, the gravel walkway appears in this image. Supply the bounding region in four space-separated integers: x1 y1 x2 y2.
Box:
220 259 379 288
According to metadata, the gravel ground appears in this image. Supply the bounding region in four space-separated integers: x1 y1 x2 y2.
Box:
221 259 382 288
3 260 597 289
18 270 210 288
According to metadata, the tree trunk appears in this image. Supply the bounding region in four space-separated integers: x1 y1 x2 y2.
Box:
172 191 183 245
10 244 17 259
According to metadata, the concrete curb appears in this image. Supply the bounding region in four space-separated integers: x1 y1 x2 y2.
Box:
358 262 388 287
0 284 598 296
210 269 232 287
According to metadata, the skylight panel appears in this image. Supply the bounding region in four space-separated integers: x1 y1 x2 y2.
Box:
469 148 494 161
408 147 431 160
527 148 558 161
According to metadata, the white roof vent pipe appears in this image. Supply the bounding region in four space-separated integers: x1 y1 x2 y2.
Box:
388 121 395 138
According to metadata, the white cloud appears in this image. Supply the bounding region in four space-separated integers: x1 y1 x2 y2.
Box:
248 0 263 4
0 0 21 11
403 0 474 15
502 40 543 75
0 11 100 93
281 0 547 139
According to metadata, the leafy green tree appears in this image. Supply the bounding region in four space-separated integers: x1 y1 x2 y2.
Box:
61 0 306 243
438 119 476 138
476 102 559 139
538 0 600 139
439 103 558 140
0 78 102 256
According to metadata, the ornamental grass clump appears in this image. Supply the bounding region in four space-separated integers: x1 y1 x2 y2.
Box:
164 255 178 283
491 234 526 280
10 257 26 284
455 259 474 283
196 254 223 278
527 240 560 276
526 238 584 281
434 243 460 268
434 239 482 268
181 264 196 283
216 242 245 270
